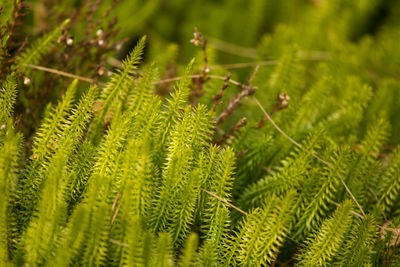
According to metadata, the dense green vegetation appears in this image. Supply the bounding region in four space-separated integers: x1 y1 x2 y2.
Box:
1 0 400 266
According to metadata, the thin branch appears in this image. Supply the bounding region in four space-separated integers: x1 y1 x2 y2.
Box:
22 63 95 83
22 64 252 93
215 83 257 125
331 201 399 234
154 74 245 88
200 188 248 215
207 36 331 62
111 192 120 211
369 188 396 229
212 72 231 112
254 97 367 218
106 56 326 71
207 37 258 59
246 65 260 86
331 201 363 218
297 50 331 61
111 202 121 224
254 98 302 148
209 60 279 70
216 117 247 146
109 239 129 248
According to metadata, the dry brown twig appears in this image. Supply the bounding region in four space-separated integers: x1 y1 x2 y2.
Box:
217 117 247 146
200 188 248 215
215 66 259 126
257 92 291 128
215 84 257 126
207 36 331 61
190 28 211 104
21 63 253 91
23 63 95 83
212 72 231 112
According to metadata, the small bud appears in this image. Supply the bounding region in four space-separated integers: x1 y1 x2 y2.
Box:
190 38 200 46
66 37 74 45
107 71 113 77
190 28 203 46
96 29 103 37
278 92 290 101
204 67 210 73
277 92 290 108
115 42 123 51
98 39 105 46
98 67 105 76
23 76 31 85
1 124 6 129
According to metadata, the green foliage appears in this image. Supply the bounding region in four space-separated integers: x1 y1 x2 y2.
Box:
297 200 354 266
179 233 199 267
14 19 69 73
240 131 322 209
235 191 297 266
334 215 378 267
379 147 400 215
0 74 17 125
293 147 350 239
1 0 400 266
0 123 21 266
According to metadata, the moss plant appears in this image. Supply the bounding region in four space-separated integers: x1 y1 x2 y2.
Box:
1 0 400 266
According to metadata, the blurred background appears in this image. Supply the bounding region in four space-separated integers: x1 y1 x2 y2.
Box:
6 0 400 144
25 0 400 63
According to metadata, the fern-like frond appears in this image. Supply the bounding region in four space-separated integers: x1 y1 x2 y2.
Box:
0 73 17 126
198 240 218 266
267 45 301 104
379 146 400 215
297 199 353 266
322 77 372 140
119 138 153 218
334 215 377 267
22 83 97 264
128 95 162 141
359 118 390 157
65 140 96 211
30 79 78 161
46 205 89 267
127 63 158 113
194 145 219 220
118 215 153 267
236 191 297 266
199 148 235 263
80 201 111 267
345 118 390 207
23 153 68 266
293 147 350 238
153 59 194 165
168 168 201 243
93 36 146 129
179 233 198 267
0 0 14 47
0 122 21 266
11 80 83 239
14 19 69 73
150 104 212 235
240 131 322 209
152 233 174 267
